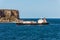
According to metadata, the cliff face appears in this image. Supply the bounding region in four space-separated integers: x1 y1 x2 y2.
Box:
0 9 19 18
0 9 20 23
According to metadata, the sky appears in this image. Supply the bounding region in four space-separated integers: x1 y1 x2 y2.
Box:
0 0 60 18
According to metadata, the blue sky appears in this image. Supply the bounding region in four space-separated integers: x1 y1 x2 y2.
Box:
0 0 60 18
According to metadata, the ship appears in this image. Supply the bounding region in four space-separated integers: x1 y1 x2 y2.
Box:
16 18 49 25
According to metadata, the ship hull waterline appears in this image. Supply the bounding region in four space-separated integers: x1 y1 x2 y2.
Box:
16 23 49 25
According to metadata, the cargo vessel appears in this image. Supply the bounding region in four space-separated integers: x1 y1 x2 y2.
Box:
16 18 49 25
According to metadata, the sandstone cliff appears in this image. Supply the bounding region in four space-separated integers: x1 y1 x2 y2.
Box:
0 9 20 23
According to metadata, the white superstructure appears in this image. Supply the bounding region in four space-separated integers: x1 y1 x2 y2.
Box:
38 18 43 23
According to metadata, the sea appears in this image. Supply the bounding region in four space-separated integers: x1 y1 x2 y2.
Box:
0 18 60 40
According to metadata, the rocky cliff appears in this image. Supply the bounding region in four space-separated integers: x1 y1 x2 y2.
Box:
0 9 20 23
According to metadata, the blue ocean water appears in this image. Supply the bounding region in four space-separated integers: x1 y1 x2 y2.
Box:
0 18 60 40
